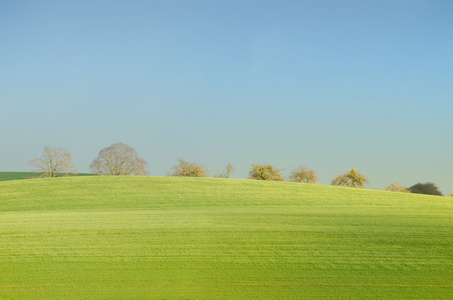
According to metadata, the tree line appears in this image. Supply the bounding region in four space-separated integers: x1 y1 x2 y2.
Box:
29 143 447 196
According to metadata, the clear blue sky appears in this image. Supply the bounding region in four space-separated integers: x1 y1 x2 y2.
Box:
1 0 452 194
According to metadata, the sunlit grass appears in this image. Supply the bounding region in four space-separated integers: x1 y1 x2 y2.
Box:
1 176 452 299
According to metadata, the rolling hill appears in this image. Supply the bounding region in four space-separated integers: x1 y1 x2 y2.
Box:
0 176 452 299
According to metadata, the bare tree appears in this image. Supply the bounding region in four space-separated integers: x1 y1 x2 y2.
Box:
248 164 283 181
289 166 318 183
331 168 369 188
90 143 149 175
384 182 411 193
170 158 207 177
29 147 77 177
214 163 235 178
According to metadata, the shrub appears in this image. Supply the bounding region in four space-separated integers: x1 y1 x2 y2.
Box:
170 159 207 177
385 182 411 193
289 166 318 183
408 182 443 196
214 163 235 178
331 168 369 188
248 164 283 181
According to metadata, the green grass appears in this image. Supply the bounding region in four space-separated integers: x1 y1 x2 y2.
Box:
0 172 93 181
1 176 452 299
0 172 42 181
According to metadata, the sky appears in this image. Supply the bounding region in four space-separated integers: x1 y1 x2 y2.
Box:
1 0 452 194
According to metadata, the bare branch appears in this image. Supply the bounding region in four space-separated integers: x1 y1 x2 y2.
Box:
214 163 235 178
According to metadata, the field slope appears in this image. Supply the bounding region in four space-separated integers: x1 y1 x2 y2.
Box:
1 176 452 299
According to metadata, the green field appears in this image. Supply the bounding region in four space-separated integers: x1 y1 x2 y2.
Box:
1 176 452 299
0 172 94 182
0 172 42 181
0 172 82 181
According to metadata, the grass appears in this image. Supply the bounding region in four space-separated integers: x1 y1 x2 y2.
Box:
0 172 93 181
0 176 452 299
0 172 42 181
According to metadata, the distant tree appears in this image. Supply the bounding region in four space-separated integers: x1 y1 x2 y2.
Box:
450 194 453 197
170 159 207 177
214 163 235 178
331 168 369 188
29 147 77 177
248 164 283 181
408 182 443 196
90 143 149 175
384 182 411 193
289 166 318 183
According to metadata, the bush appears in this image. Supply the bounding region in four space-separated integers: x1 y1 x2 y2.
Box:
170 159 207 177
214 163 235 178
331 168 369 188
408 182 443 196
289 166 318 183
384 182 411 193
248 164 283 181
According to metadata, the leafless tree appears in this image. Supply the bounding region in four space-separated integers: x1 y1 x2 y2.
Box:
170 158 208 177
90 143 149 175
289 166 318 183
29 147 77 177
214 163 235 178
384 182 411 193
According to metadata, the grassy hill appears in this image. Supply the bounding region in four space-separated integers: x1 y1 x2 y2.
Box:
0 176 452 299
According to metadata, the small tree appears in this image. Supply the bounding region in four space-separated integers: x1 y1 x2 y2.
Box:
331 168 369 188
248 164 283 181
289 166 318 183
29 147 77 177
90 143 149 175
385 182 411 193
408 182 443 196
170 159 207 177
214 163 235 178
